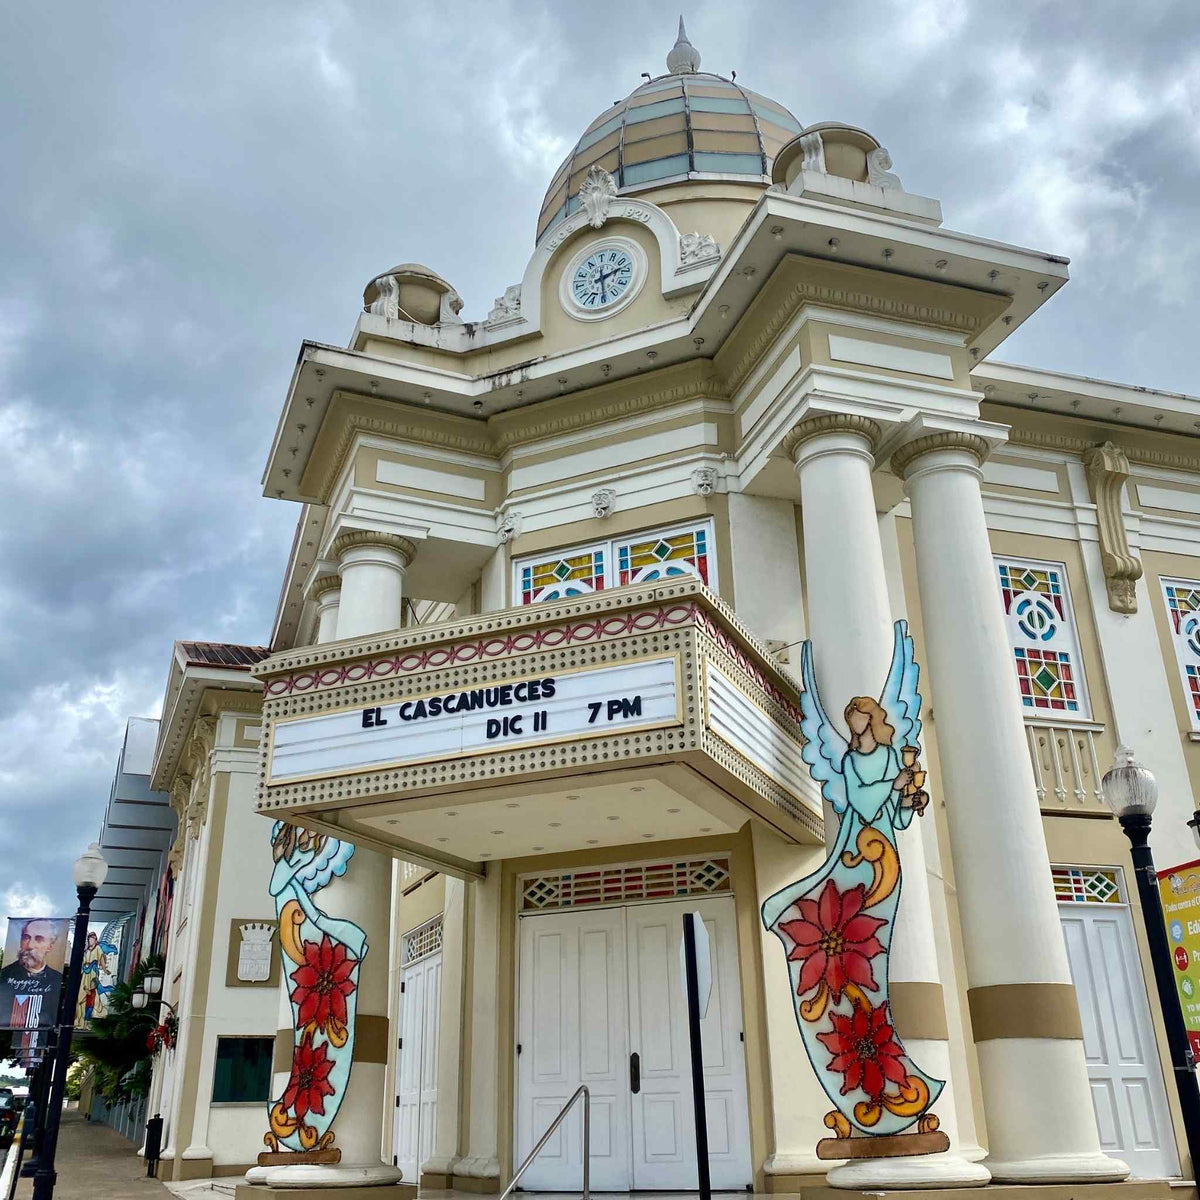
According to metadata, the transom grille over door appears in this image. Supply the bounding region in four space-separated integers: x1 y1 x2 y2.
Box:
515 894 752 1191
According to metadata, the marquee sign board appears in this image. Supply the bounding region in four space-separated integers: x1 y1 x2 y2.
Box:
267 655 682 785
255 580 825 873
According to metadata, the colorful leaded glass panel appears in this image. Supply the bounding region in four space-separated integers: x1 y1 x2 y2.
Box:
1162 579 1200 729
996 557 1088 717
1052 866 1122 904
616 525 710 586
519 547 605 605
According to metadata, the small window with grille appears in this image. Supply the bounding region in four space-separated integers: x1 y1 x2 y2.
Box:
521 856 731 912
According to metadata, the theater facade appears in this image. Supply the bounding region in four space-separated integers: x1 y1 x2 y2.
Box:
140 21 1200 1197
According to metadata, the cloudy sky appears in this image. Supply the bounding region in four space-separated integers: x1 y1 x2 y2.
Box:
1 0 1197 915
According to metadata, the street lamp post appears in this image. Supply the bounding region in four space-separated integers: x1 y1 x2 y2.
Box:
31 843 107 1200
1102 747 1200 1175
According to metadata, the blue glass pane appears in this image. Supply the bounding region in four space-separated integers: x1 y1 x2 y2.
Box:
689 96 751 115
625 96 686 125
692 151 765 175
753 104 802 133
577 113 624 153
566 195 581 214
622 153 690 185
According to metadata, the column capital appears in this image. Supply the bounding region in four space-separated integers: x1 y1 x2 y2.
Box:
891 431 989 478
309 573 342 601
330 529 416 567
782 413 882 462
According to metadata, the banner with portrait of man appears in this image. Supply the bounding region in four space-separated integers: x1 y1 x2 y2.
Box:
0 916 71 1030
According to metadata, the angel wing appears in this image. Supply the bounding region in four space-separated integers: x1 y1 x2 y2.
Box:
295 837 356 895
798 639 850 814
878 619 923 751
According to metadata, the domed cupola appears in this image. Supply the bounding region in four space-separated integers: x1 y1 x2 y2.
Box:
536 18 802 243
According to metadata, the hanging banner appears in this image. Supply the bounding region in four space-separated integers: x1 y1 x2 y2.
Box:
1157 858 1200 1059
0 917 71 1030
75 920 123 1028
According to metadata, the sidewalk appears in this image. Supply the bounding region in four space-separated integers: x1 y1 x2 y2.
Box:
9 1109 170 1200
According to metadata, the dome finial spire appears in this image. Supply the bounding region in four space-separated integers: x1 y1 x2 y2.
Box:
666 14 701 74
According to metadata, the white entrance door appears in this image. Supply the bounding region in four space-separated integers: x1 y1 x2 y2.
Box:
1059 893 1179 1178
516 895 753 1191
393 950 441 1183
626 897 753 1190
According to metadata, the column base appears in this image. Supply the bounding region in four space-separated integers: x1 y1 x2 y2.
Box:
244 1166 270 1185
238 1186 412 1200
262 1163 404 1189
804 1181 1170 1200
826 1152 991 1190
983 1152 1131 1184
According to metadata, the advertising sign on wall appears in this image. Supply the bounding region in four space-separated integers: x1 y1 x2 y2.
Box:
1157 858 1200 1059
0 916 71 1030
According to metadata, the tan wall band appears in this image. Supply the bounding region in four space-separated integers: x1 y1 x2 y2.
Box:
273 1012 391 1071
888 981 948 1042
968 982 1083 1041
272 1028 293 1075
352 1013 391 1064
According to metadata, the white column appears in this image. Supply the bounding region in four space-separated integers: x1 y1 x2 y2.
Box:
333 531 414 641
312 575 342 645
423 877 467 1185
790 415 988 1188
267 528 408 1189
895 432 1128 1183
244 981 297 1184
457 867 501 1187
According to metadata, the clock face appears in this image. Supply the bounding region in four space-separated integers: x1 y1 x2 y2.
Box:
571 248 636 310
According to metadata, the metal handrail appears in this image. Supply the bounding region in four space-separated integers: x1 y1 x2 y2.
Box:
499 1084 590 1200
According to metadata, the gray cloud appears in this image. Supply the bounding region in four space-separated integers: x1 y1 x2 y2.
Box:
1 0 1197 912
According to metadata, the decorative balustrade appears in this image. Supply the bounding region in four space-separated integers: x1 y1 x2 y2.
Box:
1024 720 1108 813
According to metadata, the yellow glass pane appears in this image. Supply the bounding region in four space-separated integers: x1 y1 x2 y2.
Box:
629 84 681 107
688 112 759 133
692 130 762 155
622 132 689 166
621 112 687 143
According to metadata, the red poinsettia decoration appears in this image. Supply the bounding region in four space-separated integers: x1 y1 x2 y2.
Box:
817 999 907 1100
778 879 885 1000
282 1033 336 1121
290 934 357 1034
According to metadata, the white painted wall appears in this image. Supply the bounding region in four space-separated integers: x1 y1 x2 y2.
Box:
727 494 805 653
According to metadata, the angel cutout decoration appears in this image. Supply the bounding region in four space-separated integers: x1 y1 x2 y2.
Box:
762 620 945 1153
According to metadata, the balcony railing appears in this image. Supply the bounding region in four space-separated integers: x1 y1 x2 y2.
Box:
1024 720 1109 814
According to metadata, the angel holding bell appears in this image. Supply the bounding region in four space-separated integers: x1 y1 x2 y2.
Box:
761 619 943 1140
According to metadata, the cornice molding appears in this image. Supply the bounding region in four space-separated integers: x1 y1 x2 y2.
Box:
891 431 990 476
330 530 417 565
1004 424 1200 474
782 414 882 461
725 268 984 394
308 391 497 504
1082 441 1143 614
490 365 730 453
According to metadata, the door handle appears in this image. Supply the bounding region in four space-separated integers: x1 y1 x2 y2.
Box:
629 1051 641 1094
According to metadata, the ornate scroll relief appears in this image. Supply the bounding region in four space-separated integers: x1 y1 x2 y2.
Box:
439 288 464 325
761 621 947 1160
496 509 523 544
680 231 720 266
488 284 522 323
591 488 616 519
366 274 399 319
1083 441 1142 614
800 130 826 174
262 825 361 1163
866 147 903 191
579 164 618 229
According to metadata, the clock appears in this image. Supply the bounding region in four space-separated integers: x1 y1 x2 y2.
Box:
560 237 647 320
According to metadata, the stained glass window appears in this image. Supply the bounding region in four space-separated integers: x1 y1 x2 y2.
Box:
514 520 716 604
616 525 711 586
519 546 605 605
1052 866 1122 905
996 557 1090 717
1161 579 1200 730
